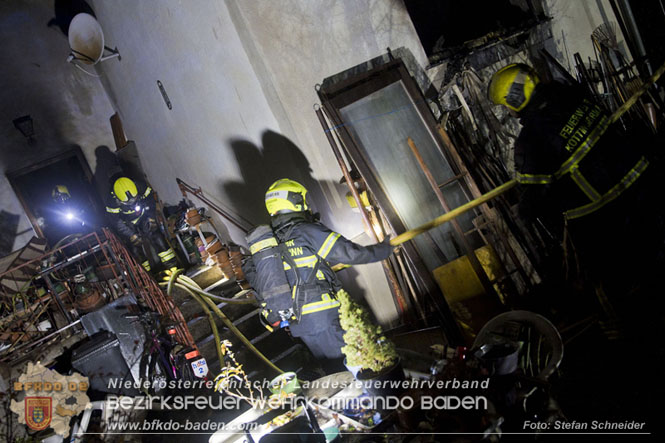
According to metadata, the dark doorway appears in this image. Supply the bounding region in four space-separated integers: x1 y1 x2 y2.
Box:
404 0 540 59
6 148 103 248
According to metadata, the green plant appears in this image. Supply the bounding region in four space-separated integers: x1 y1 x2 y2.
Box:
338 290 397 373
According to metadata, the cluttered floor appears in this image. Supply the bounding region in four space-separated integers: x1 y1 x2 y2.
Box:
3 216 662 442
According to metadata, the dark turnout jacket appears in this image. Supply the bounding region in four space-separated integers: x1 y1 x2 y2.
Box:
514 82 664 280
104 178 155 237
514 82 651 237
269 212 392 337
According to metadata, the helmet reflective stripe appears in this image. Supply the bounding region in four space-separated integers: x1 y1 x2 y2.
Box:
488 63 539 112
506 70 528 110
265 178 309 215
113 177 138 202
265 190 289 201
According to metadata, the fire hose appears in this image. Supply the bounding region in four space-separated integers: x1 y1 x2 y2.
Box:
161 270 283 374
331 59 665 272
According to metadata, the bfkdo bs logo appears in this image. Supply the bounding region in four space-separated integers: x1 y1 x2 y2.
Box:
25 397 52 431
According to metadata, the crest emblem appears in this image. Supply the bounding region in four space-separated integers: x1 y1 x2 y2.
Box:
25 397 52 431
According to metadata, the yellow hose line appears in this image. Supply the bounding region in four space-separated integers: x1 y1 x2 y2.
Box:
389 179 518 246
176 275 256 305
610 59 665 124
332 60 665 273
163 270 224 370
171 285 224 370
170 275 283 374
330 180 517 272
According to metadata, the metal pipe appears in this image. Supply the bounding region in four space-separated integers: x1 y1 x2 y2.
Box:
315 106 409 316
394 249 426 322
176 178 253 233
438 124 532 289
41 274 72 324
618 0 653 76
2 320 81 357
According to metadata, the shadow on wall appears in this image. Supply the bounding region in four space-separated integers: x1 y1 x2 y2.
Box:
47 0 95 36
0 210 21 257
93 145 122 201
223 130 327 227
223 130 366 297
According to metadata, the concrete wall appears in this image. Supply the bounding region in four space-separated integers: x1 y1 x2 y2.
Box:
227 0 429 324
545 0 629 71
0 0 116 254
1 0 622 324
87 0 427 325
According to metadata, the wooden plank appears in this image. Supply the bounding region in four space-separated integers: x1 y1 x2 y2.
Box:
110 112 127 150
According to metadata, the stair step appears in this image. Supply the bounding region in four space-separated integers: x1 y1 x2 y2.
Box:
189 265 226 288
250 330 271 344
245 345 308 380
204 278 232 292
190 312 264 343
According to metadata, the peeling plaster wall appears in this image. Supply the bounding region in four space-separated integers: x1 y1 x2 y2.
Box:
0 0 115 254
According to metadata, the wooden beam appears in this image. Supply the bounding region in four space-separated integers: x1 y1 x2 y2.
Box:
110 112 128 150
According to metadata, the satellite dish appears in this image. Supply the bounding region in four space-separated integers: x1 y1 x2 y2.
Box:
67 13 119 65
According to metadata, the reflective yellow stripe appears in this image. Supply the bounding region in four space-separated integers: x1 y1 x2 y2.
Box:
250 237 278 254
301 294 341 315
569 167 601 201
141 260 151 271
555 115 610 178
123 210 136 215
143 186 152 198
517 111 635 219
294 255 317 267
283 255 318 270
317 232 340 259
158 249 176 262
515 173 553 184
565 157 648 220
106 206 121 213
517 112 609 186
159 253 176 262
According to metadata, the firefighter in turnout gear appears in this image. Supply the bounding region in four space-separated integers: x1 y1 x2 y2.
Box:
247 178 392 371
488 63 655 232
488 63 665 317
105 174 178 273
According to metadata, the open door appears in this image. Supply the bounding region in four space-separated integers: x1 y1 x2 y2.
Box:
6 148 102 248
319 58 518 341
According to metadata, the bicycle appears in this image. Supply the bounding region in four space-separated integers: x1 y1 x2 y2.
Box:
123 310 181 394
